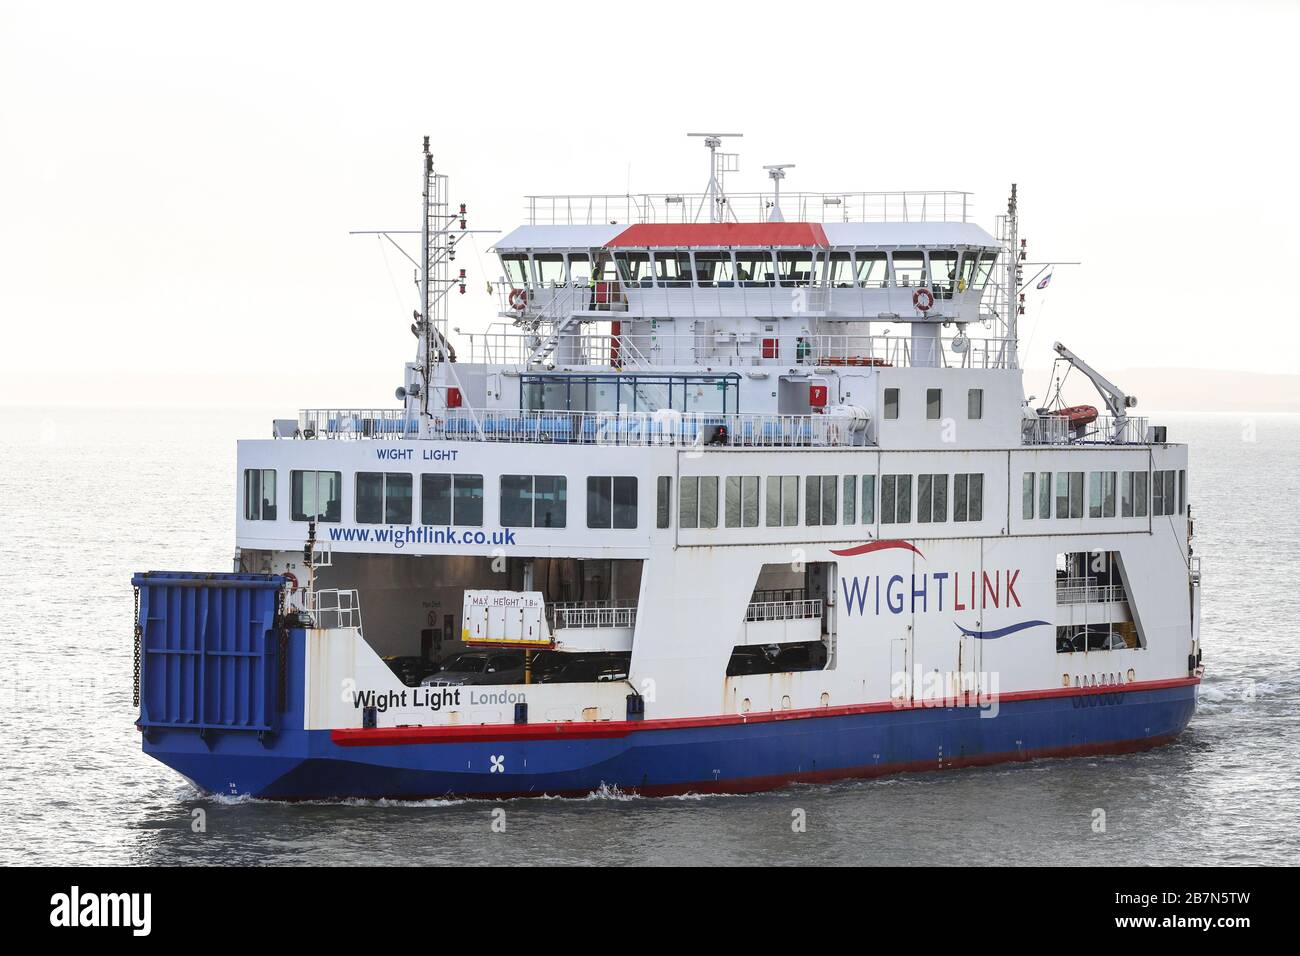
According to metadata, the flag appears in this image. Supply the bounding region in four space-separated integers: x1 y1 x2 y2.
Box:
1037 274 1053 290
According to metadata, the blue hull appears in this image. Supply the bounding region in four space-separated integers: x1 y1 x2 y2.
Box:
142 681 1197 800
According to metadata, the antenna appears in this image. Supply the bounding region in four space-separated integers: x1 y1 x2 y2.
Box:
763 164 795 222
687 132 742 222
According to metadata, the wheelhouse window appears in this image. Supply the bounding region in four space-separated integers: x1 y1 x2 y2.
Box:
736 251 776 287
656 476 672 529
928 250 958 297
291 470 342 523
587 476 637 529
567 253 591 286
534 254 565 287
614 252 653 287
777 251 814 287
356 472 413 524
881 474 912 524
917 473 949 523
953 473 983 522
765 475 799 527
693 252 734 287
653 250 691 288
679 476 718 529
890 251 925 287
244 469 277 520
501 475 567 528
960 251 980 291
854 251 888 288
422 473 483 526
818 251 854 288
502 254 529 286
724 475 760 528
973 251 999 289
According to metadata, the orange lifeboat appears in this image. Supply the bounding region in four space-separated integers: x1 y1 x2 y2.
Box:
1047 404 1099 428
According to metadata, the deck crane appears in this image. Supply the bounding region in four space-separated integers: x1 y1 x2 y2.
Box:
1052 341 1139 441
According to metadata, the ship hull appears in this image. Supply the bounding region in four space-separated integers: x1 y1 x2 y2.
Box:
143 678 1197 801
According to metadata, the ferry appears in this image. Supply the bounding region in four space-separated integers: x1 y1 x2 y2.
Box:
132 134 1202 799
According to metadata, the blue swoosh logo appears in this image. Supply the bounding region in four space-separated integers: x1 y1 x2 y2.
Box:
955 620 1050 640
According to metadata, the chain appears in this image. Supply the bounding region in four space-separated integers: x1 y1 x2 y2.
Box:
132 586 142 708
276 585 288 712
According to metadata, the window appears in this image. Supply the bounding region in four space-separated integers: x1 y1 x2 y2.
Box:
881 474 912 524
1121 471 1135 517
953 473 983 522
972 251 998 289
679 476 718 529
804 475 838 526
968 388 984 419
778 251 813 287
1039 471 1052 519
656 476 672 528
960 251 980 291
1089 472 1104 518
614 252 653 287
1056 471 1084 519
1154 469 1178 516
244 468 277 521
724 475 760 528
854 250 889 288
502 254 529 286
891 251 925 287
1022 472 1034 520
736 252 775 287
567 253 591 286
534 253 565 286
356 472 413 524
766 475 799 527
928 250 958 296
818 251 854 288
501 475 567 528
421 473 484 526
1135 471 1149 517
1178 469 1186 515
654 250 691 288
694 252 734 287
290 470 341 523
926 388 942 420
842 475 857 524
860 474 876 524
884 387 900 420
917 473 949 523
1103 472 1117 517
587 476 638 529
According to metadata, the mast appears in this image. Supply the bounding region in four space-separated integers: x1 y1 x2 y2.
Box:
687 132 741 222
1005 184 1020 368
420 137 432 417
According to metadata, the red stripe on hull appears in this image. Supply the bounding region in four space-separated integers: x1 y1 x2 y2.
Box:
331 676 1199 748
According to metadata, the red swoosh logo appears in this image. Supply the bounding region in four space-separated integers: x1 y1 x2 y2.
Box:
829 540 925 560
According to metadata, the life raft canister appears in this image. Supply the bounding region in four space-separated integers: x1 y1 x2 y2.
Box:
912 287 935 312
508 288 528 311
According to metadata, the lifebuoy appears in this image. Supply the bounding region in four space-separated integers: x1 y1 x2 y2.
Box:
912 287 935 312
508 288 528 311
283 571 299 593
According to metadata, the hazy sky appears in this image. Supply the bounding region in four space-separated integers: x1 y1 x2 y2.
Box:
3 0 1297 396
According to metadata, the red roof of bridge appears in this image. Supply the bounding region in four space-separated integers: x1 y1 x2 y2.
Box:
605 222 829 248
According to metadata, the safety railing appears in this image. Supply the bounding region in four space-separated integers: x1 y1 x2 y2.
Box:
744 598 823 623
428 408 864 447
549 603 638 630
1022 415 1151 446
296 408 417 441
525 191 972 225
1055 578 1128 605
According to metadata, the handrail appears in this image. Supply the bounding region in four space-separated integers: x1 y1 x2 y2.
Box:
1055 579 1128 605
1023 415 1150 446
549 604 637 629
524 191 972 225
744 598 823 623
